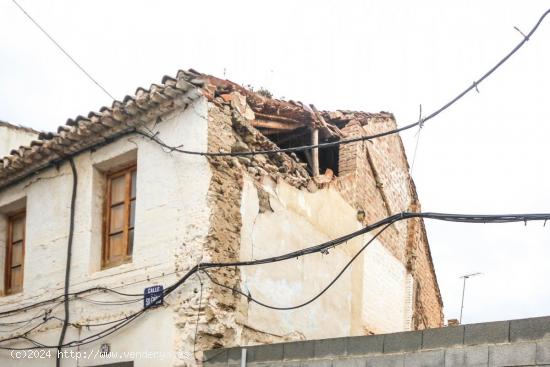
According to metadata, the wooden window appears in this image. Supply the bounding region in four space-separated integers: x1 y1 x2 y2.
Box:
5 211 25 294
103 164 136 268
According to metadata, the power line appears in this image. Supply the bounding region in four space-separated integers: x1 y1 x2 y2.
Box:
56 157 77 367
11 0 115 100
136 8 550 157
201 223 392 311
193 272 204 361
0 276 179 322
2 211 550 350
409 104 424 175
0 287 142 319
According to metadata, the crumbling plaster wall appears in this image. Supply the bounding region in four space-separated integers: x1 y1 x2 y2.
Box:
199 95 415 354
0 98 212 367
239 176 413 339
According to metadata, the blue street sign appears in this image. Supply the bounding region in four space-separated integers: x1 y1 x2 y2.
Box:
144 285 164 308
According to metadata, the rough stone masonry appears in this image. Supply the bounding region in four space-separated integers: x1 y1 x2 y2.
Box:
192 80 443 356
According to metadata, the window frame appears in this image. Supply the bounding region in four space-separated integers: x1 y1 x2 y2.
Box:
102 162 137 269
4 210 26 295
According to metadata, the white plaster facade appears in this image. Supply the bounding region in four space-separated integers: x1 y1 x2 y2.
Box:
0 99 211 366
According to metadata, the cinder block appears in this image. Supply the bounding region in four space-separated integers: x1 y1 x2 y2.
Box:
422 326 464 350
249 363 300 367
464 321 509 346
445 345 489 367
383 331 422 353
365 353 404 367
333 357 367 367
403 350 444 367
510 316 550 342
249 343 284 362
228 347 244 364
203 348 228 364
537 341 550 364
347 335 384 356
284 340 315 360
488 342 536 367
301 360 333 367
315 338 347 358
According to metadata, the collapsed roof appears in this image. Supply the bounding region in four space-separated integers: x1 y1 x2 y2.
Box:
0 69 394 189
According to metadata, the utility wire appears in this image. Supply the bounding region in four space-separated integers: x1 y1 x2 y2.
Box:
55 213 550 346
136 8 550 157
193 272 204 361
11 0 115 100
0 269 180 319
56 158 77 367
409 105 424 175
201 223 391 311
2 211 550 350
0 287 143 319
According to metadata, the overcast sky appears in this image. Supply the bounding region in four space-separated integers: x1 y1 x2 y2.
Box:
1 0 549 325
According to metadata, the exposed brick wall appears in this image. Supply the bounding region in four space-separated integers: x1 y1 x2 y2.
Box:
407 197 444 329
336 118 405 262
335 115 443 329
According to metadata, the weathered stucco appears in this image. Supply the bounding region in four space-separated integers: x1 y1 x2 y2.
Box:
238 176 413 339
0 98 211 366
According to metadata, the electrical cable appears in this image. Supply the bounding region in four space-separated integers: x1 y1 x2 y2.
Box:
0 317 51 344
0 304 61 337
201 223 391 311
2 211 550 350
11 0 115 100
0 270 180 319
0 312 50 327
56 158 77 367
193 272 204 361
409 105 424 175
134 8 550 158
56 211 550 349
75 296 143 306
0 287 144 319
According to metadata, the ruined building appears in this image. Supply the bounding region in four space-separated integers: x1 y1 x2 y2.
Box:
0 70 442 366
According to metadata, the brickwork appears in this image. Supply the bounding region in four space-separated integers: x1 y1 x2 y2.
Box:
199 93 443 355
335 115 443 329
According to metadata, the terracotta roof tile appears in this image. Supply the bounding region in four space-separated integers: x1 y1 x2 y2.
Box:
0 68 394 189
0 69 205 189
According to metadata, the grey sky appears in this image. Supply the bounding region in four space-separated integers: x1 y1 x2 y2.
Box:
1 0 549 324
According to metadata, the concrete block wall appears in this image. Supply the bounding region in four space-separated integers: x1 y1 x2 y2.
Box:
203 315 550 366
